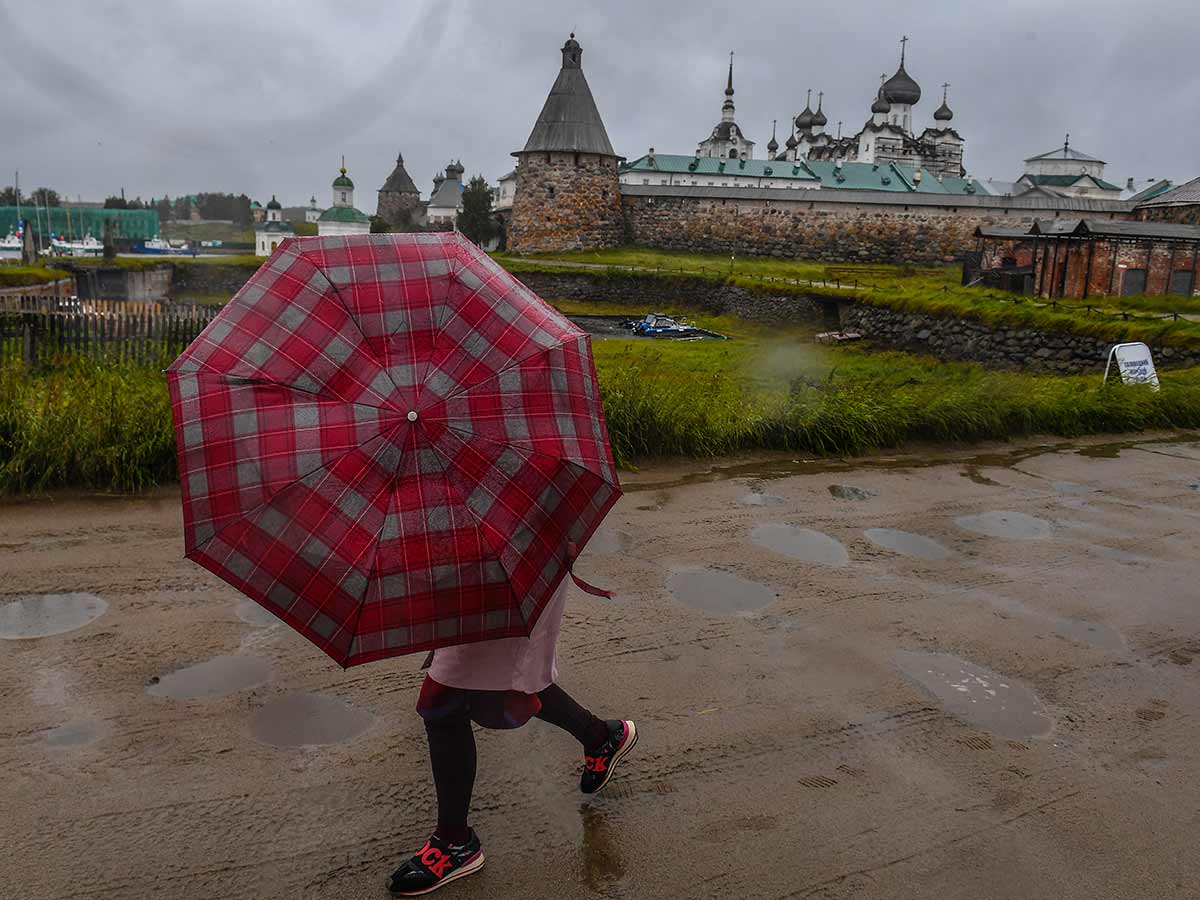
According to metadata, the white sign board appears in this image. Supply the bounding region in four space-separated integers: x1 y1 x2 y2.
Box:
1103 342 1160 391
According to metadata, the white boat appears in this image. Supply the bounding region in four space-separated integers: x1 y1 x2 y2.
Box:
50 234 104 257
0 231 21 259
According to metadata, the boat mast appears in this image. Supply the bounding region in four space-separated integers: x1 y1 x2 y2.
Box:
13 171 20 235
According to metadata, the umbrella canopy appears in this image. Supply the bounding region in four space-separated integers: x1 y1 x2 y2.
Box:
167 233 619 668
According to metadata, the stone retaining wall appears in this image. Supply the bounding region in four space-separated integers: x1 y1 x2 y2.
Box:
67 264 174 301
514 270 837 326
839 302 1200 373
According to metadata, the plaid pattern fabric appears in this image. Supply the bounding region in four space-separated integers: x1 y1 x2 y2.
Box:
167 233 620 668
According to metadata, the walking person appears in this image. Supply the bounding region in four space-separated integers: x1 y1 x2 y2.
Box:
387 577 638 896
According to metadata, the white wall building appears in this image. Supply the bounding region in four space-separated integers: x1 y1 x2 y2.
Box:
426 161 466 227
254 195 294 257
317 160 372 237
304 195 321 223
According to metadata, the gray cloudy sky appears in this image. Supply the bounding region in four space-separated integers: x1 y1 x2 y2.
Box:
2 0 1195 209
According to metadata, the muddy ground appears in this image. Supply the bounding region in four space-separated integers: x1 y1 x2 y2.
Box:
2 434 1199 900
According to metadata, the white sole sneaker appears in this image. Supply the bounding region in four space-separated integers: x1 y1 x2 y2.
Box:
389 850 485 896
589 719 638 794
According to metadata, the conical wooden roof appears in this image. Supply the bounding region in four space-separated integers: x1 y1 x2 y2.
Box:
517 35 617 158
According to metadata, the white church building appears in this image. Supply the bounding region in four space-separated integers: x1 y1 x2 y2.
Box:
317 160 372 237
254 195 294 257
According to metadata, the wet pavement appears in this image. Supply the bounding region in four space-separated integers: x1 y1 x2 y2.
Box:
2 431 1200 900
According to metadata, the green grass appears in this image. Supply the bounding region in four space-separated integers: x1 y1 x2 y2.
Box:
4 286 1200 495
0 361 176 494
0 263 73 288
162 221 255 244
499 246 1200 351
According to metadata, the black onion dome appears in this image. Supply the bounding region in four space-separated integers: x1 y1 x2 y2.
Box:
871 87 891 114
795 106 814 130
812 108 827 127
785 130 798 149
934 100 953 121
882 62 921 105
266 194 282 210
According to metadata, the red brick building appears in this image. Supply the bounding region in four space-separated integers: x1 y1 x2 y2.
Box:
975 219 1200 299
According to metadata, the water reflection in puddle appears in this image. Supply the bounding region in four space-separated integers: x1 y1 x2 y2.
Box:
740 492 786 507
751 525 849 567
864 528 949 561
1053 481 1089 495
579 806 624 892
895 650 1053 740
250 692 372 748
585 527 634 555
148 655 271 700
667 569 775 614
44 718 103 748
0 593 108 639
828 485 877 501
236 601 279 627
955 511 1051 540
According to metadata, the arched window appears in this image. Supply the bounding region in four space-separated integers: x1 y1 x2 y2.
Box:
547 185 555 198
271 241 278 252
340 191 347 202
729 149 738 159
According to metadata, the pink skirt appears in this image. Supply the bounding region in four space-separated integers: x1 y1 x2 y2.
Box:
416 580 569 730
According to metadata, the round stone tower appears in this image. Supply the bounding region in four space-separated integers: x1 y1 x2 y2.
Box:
508 34 623 254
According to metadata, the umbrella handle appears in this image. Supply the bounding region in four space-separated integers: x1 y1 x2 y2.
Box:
567 542 615 600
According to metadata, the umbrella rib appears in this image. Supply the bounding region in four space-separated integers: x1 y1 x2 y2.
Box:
187 369 392 413
417 421 512 576
337 425 408 669
442 421 617 486
292 243 402 403
436 331 589 408
409 240 465 409
188 428 396 561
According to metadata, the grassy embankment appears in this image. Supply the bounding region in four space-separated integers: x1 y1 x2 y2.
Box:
498 247 1200 352
4 297 1199 493
0 263 73 288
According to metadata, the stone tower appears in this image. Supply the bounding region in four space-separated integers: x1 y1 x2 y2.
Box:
377 151 421 228
508 34 623 254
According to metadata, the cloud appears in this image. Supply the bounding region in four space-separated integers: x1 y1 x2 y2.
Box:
1 0 1195 209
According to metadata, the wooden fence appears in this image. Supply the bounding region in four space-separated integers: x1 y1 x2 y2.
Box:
0 297 220 368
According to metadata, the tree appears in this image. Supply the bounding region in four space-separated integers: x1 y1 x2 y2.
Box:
30 187 60 207
0 186 21 206
156 195 173 223
457 175 496 246
370 214 394 234
104 196 129 209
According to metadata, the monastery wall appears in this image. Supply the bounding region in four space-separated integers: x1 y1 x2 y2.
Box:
508 153 625 254
619 187 1134 265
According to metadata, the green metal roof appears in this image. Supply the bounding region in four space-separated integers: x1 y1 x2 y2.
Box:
332 169 354 189
317 205 370 224
1026 173 1121 192
620 153 984 195
256 220 294 233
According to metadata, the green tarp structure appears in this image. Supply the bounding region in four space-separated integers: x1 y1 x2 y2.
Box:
0 207 160 241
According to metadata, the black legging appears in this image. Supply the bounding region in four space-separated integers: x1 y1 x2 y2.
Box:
426 683 608 839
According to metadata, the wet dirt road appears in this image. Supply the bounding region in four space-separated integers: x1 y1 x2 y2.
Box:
2 434 1199 900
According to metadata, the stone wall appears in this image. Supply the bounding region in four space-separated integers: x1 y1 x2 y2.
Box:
620 191 1133 265
1139 204 1200 227
68 264 173 301
509 152 624 253
170 261 262 298
839 302 1200 373
377 190 421 229
514 270 837 326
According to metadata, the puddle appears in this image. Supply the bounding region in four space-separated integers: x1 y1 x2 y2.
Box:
584 527 634 555
1052 618 1126 652
622 435 1199 495
955 511 1051 540
1052 481 1089 495
864 528 949 561
751 525 849 566
740 492 786 507
828 484 876 501
895 650 1053 740
579 806 624 891
961 468 1002 487
236 601 279 627
147 655 272 700
667 568 775 614
1189 482 1199 492
0 593 108 639
250 692 372 747
44 718 103 748
1076 444 1122 459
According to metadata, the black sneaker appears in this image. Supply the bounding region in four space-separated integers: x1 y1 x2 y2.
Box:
581 719 638 794
388 831 485 896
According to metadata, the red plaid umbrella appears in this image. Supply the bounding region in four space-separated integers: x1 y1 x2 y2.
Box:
167 233 620 668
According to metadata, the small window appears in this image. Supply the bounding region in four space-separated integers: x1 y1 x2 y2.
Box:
574 153 580 166
1169 270 1194 295
1122 269 1147 296
547 186 555 198
340 192 347 201
729 149 738 159
643 178 649 185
